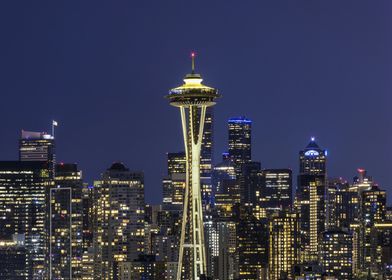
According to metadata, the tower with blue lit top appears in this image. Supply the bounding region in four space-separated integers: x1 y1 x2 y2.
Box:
166 53 220 280
296 137 327 262
228 116 252 167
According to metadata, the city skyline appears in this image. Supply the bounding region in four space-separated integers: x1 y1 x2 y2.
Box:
0 1 391 206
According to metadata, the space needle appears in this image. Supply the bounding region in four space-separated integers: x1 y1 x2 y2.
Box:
166 53 220 280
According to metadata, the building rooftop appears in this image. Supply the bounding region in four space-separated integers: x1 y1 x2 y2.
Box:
108 162 129 172
21 130 53 140
228 116 252 124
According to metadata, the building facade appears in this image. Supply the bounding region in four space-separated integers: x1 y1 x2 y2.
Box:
93 163 145 279
296 138 327 261
269 211 300 280
19 130 55 177
320 230 353 279
49 163 84 279
0 161 52 279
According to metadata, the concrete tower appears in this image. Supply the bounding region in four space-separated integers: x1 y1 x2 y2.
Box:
166 53 220 280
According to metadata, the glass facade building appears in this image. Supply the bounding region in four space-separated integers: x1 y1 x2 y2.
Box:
0 161 52 279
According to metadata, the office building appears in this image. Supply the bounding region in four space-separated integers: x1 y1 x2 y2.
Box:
0 161 52 279
296 137 327 261
49 163 84 279
260 169 292 218
163 152 186 211
238 161 262 208
269 211 300 280
200 108 214 211
235 206 268 279
357 185 386 276
19 130 55 176
228 117 252 168
320 229 353 279
93 162 145 279
212 156 239 217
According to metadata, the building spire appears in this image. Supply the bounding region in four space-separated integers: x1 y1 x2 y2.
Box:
191 51 196 73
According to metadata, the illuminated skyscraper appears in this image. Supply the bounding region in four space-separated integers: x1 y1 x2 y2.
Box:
296 137 327 261
215 220 237 280
325 178 354 229
166 53 220 279
239 161 262 208
200 108 214 211
320 229 353 279
19 130 55 176
361 185 386 226
49 163 84 279
212 155 239 217
348 169 374 224
260 169 292 218
0 161 52 279
228 117 251 168
269 211 300 280
163 152 186 211
93 163 145 279
235 206 268 279
358 185 386 276
347 171 383 277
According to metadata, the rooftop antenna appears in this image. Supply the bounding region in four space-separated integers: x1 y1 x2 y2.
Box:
191 51 196 73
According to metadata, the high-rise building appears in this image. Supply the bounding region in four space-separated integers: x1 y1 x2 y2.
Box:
373 223 392 277
19 130 55 176
167 152 187 175
320 229 353 279
235 206 268 280
212 155 239 217
215 220 237 280
49 163 84 279
346 169 374 226
81 183 94 258
325 178 355 230
260 169 292 218
163 152 186 211
361 185 386 226
268 211 300 280
227 117 251 168
200 108 214 211
93 163 145 279
296 137 327 261
358 185 386 276
0 161 52 279
238 161 262 208
151 209 181 265
165 54 220 279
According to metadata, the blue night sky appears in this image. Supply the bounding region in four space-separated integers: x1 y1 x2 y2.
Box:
0 1 391 203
